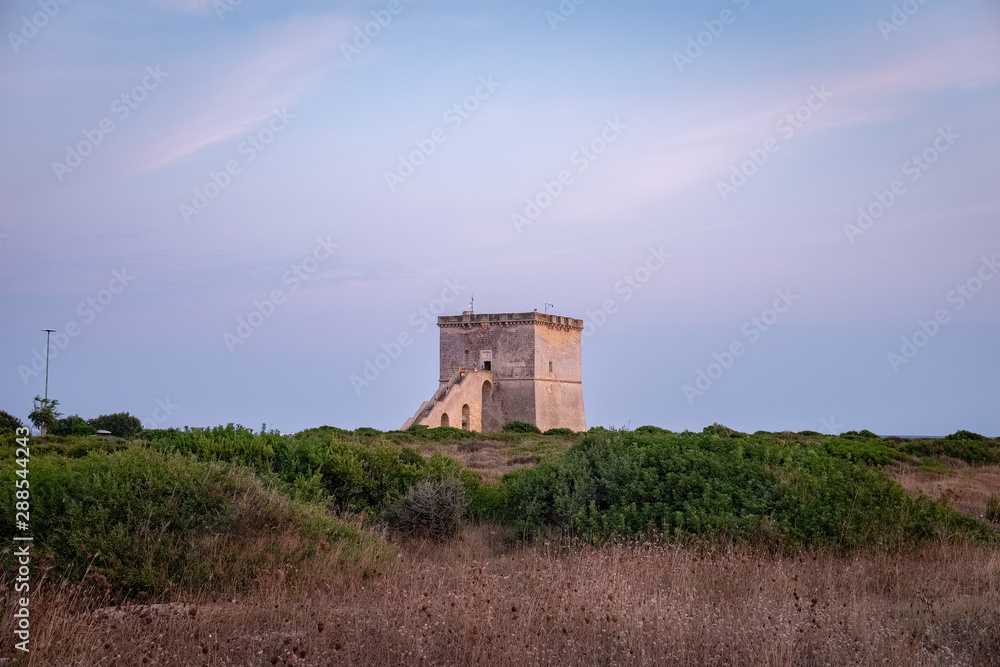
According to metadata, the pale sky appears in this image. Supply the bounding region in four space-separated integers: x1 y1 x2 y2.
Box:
2 0 998 436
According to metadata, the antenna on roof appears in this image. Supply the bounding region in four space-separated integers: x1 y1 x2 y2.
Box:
544 303 554 314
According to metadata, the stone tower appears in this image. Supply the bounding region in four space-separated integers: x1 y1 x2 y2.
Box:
401 311 586 433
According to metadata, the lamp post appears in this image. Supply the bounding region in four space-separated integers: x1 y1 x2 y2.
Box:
42 328 55 402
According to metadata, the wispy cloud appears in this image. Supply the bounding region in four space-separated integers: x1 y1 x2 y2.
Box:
590 32 1000 212
131 13 350 172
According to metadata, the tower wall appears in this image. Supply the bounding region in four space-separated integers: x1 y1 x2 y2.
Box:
427 312 586 433
533 323 586 432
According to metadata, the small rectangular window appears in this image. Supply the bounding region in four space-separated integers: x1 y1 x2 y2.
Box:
549 361 553 372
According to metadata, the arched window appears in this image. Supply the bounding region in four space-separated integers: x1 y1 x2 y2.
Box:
441 413 449 427
461 404 470 430
549 361 553 373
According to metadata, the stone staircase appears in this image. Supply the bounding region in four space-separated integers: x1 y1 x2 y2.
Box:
400 369 466 430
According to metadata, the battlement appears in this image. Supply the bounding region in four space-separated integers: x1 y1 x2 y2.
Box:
437 312 584 330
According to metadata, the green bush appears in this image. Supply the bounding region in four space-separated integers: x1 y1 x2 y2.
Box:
897 436 1000 466
466 482 512 523
319 442 472 516
500 429 990 549
52 415 97 437
945 430 988 441
702 423 745 438
0 447 382 598
0 410 24 433
406 426 479 441
89 412 143 438
543 428 574 436
503 421 541 434
635 425 672 436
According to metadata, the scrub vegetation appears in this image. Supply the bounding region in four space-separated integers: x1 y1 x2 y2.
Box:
1 422 997 665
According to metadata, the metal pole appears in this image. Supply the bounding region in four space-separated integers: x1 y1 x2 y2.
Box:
42 328 55 401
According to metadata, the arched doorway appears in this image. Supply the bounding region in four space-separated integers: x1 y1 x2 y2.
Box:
441 413 449 427
461 404 470 430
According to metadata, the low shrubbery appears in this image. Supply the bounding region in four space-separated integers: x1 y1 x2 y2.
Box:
0 446 387 599
141 424 479 516
496 428 992 549
502 421 541 434
3 420 994 602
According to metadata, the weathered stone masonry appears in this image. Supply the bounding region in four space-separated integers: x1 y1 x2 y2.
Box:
401 311 587 433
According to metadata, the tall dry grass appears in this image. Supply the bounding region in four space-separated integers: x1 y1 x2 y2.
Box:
2 527 998 666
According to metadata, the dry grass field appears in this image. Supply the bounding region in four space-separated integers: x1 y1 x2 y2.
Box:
4 528 999 667
885 461 1000 524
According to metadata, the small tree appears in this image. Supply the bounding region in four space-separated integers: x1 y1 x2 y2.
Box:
89 412 143 438
0 410 24 434
53 415 97 437
28 396 61 435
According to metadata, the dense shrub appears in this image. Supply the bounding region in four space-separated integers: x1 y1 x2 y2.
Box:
702 423 745 438
501 429 990 549
543 428 574 436
0 410 23 433
0 447 382 598
144 424 474 514
945 430 988 441
52 414 97 437
89 412 143 438
897 435 1000 466
635 425 672 436
405 426 479 441
385 478 468 540
320 443 474 516
503 421 541 434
